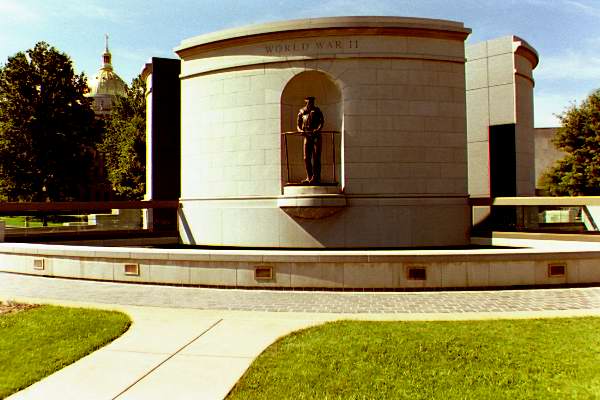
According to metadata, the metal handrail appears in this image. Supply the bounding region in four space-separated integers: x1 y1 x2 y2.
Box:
0 200 180 237
470 196 600 207
281 130 341 185
281 130 341 135
0 200 178 213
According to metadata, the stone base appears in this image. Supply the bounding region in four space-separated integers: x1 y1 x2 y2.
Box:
179 195 470 248
278 185 346 219
3 238 599 289
282 185 340 196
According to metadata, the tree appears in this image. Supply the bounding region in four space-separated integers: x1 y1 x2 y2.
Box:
540 89 600 196
0 42 101 201
99 75 146 199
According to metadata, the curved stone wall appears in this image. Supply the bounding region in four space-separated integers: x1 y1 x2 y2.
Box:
1 240 599 289
176 16 472 247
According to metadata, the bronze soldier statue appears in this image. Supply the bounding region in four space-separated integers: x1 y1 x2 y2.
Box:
297 96 324 184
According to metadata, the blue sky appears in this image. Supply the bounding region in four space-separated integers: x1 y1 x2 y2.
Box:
1 0 600 127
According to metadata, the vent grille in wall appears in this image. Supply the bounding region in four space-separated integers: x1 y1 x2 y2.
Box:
124 263 140 276
407 265 427 280
254 266 273 281
33 259 45 270
548 263 566 277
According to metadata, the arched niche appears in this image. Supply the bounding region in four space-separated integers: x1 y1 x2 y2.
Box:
280 71 342 187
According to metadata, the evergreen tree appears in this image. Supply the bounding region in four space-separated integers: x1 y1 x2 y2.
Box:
541 89 600 196
100 75 146 199
0 42 101 201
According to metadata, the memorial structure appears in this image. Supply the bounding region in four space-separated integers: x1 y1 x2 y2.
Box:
173 16 473 247
465 36 539 225
3 17 591 292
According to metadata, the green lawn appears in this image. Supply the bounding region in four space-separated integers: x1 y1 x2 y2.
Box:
0 305 131 398
228 318 600 399
0 216 64 228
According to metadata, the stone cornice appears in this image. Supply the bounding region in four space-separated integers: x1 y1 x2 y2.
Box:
175 16 471 58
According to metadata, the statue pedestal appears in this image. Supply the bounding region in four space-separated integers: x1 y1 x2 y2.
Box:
278 184 346 219
282 184 340 196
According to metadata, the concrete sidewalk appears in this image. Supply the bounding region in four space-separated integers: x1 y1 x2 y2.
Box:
2 274 600 399
4 298 600 400
4 299 331 400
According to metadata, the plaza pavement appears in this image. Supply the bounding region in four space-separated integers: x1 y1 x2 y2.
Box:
2 271 600 400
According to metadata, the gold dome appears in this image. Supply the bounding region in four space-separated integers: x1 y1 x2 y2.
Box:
87 35 127 117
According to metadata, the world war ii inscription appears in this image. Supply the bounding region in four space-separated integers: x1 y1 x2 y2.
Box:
264 39 359 54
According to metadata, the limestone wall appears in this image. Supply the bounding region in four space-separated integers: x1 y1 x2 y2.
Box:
1 241 599 289
466 36 538 198
176 17 472 247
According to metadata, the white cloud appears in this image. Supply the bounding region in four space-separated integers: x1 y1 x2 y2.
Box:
563 0 600 17
0 0 135 34
535 94 566 127
114 47 164 62
0 1 41 23
48 1 135 24
534 90 590 127
536 48 600 81
308 0 398 15
523 0 600 17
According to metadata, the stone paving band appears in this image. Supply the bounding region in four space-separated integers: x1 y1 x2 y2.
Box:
2 272 599 314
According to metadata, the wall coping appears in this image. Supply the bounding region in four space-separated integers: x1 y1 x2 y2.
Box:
1 240 599 263
175 16 471 56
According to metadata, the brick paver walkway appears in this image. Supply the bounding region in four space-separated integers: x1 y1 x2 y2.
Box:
2 272 600 314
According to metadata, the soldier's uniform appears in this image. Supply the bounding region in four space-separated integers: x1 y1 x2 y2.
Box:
297 98 324 183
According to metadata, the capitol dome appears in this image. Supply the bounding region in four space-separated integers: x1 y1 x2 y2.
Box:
87 35 127 118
